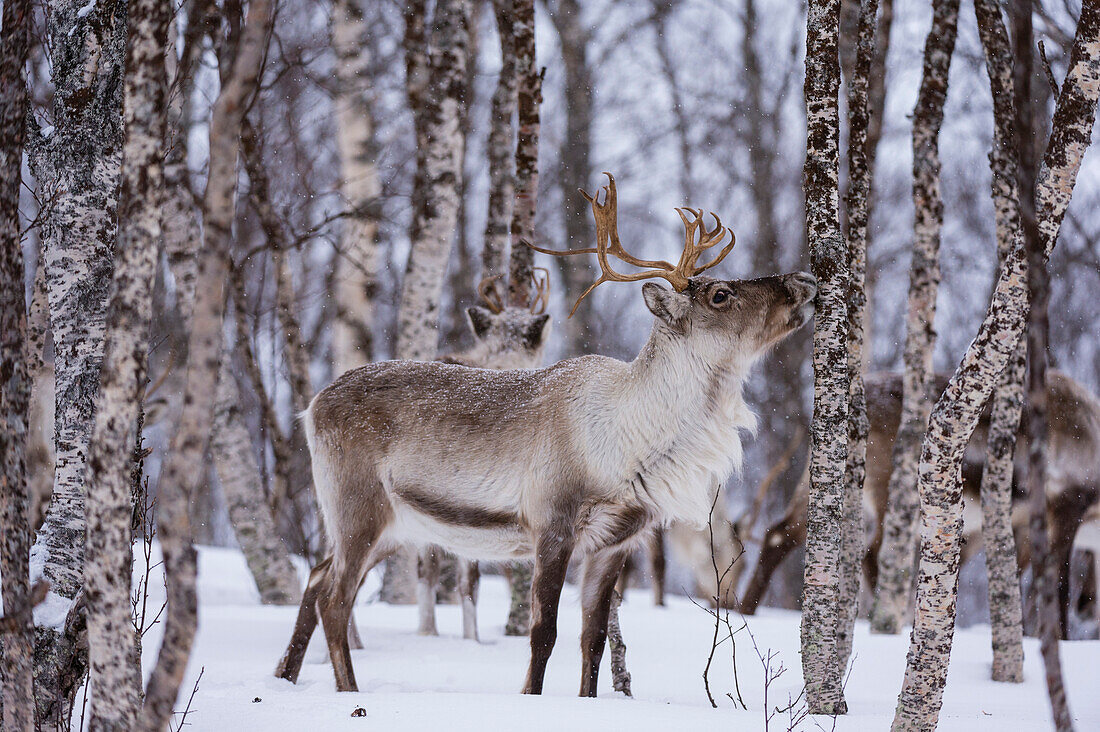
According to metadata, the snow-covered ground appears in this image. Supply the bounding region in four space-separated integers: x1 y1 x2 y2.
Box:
128 545 1099 731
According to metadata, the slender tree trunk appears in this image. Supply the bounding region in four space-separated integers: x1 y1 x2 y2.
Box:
891 5 1100 728
25 0 127 723
83 1 171 727
800 0 849 715
837 0 878 673
482 0 517 282
212 357 302 605
0 1 34 729
140 1 276 728
870 0 959 635
547 0 595 355
973 0 1026 683
331 0 382 370
507 0 540 308
384 0 472 605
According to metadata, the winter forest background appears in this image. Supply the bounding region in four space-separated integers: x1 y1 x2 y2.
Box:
2 0 1100 729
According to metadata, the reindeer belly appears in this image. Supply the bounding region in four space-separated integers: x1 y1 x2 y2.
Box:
389 485 532 561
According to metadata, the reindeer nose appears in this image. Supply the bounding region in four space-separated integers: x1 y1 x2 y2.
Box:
786 272 818 302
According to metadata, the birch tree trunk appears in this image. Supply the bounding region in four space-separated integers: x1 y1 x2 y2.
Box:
546 0 595 355
384 0 472 605
332 0 382 371
973 0 1026 683
483 0 517 282
507 0 540 308
800 0 850 715
837 0 879 673
212 357 302 606
140 1 276 728
83 1 171 727
891 5 1100 728
870 0 959 635
25 0 127 723
0 1 34 728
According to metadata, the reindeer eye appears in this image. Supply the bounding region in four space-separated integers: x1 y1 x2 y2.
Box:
711 289 732 306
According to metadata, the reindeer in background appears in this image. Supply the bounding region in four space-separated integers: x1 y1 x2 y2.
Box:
416 270 553 641
275 172 818 694
735 370 1100 638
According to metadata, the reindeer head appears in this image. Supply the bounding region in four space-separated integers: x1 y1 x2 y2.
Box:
528 172 816 365
462 270 552 370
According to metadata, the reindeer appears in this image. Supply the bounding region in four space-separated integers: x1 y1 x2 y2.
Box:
274 173 818 694
737 370 1100 638
416 270 553 641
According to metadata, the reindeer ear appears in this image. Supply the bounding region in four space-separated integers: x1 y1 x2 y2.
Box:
523 313 552 350
642 282 690 330
466 306 494 338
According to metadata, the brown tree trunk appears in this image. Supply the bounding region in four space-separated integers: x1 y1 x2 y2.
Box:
0 1 34 728
800 0 849 715
891 4 1100 728
974 0 1026 683
140 0 276 728
870 0 959 636
83 0 171 727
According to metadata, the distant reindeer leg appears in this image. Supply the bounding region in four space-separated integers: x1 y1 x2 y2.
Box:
578 548 630 697
522 529 575 695
739 513 805 614
1049 488 1097 639
459 559 480 641
417 546 442 636
648 526 666 606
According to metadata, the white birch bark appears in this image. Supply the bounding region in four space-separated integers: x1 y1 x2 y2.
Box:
83 0 171 728
24 0 127 723
870 0 959 635
332 0 382 371
482 0 517 282
973 0 1026 683
212 357 302 606
507 0 540 308
800 0 850 714
891 4 1100 728
0 1 35 728
140 1 276 728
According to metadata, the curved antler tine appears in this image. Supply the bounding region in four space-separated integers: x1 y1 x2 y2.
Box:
477 274 506 313
579 187 597 204
524 239 599 256
692 231 737 276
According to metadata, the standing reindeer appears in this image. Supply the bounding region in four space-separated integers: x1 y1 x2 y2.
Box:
275 173 817 694
416 270 552 641
737 370 1100 638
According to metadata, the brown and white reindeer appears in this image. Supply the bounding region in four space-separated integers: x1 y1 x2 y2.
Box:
736 370 1100 638
274 173 817 694
416 270 553 641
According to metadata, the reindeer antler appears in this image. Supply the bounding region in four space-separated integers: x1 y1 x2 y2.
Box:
477 275 506 314
529 267 551 315
526 172 736 316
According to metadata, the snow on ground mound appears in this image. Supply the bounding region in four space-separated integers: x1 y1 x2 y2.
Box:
133 545 1099 731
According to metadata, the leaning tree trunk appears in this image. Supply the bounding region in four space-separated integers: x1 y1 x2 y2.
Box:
870 0 959 636
139 0 276 728
800 0 850 715
837 0 879 673
24 0 127 723
383 0 472 605
83 0 171 727
331 0 382 370
0 1 34 729
482 0 517 282
507 0 540 308
973 0 1026 684
891 4 1100 728
212 357 302 605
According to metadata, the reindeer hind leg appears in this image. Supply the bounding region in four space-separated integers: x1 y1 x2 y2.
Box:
275 555 333 683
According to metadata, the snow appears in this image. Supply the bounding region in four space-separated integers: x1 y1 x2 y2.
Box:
75 0 96 18
27 542 73 631
117 545 1100 731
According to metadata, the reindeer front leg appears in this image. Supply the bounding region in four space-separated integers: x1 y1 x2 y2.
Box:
578 548 630 697
522 530 575 694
